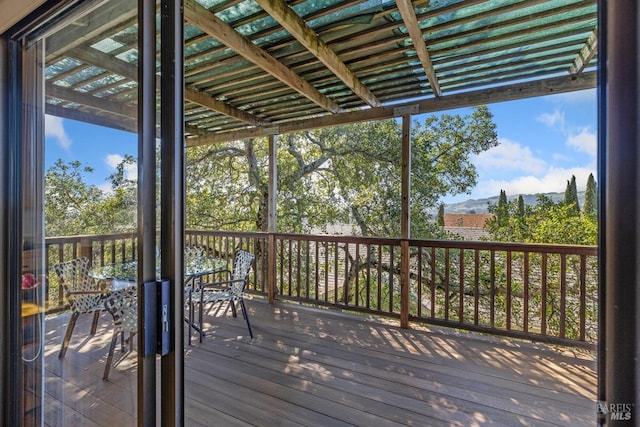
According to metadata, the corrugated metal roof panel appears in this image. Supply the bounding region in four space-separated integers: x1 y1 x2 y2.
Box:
41 0 598 143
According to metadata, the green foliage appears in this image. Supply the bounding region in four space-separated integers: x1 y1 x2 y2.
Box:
45 159 104 236
564 175 580 214
584 173 597 217
493 189 509 227
437 204 445 226
45 106 499 239
45 158 137 236
486 194 597 245
516 195 525 218
93 155 138 232
185 106 498 238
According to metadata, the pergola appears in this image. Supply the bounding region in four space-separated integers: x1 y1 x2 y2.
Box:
44 0 597 143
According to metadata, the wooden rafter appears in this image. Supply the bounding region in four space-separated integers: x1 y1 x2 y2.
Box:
70 47 267 126
39 0 599 143
45 103 137 134
395 0 441 97
48 102 204 137
46 83 137 118
570 26 598 74
184 0 344 114
45 0 137 57
187 72 596 146
255 0 381 108
185 88 269 127
70 48 137 81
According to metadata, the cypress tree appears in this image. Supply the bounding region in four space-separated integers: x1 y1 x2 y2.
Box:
437 203 445 226
584 173 597 216
517 195 525 218
497 189 509 226
564 175 580 214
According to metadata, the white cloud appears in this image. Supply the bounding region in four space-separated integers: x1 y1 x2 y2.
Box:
105 153 124 168
552 152 572 162
474 138 547 174
537 107 597 158
97 182 113 195
124 163 138 181
567 127 597 157
537 108 565 129
105 154 138 181
45 115 72 149
476 166 597 199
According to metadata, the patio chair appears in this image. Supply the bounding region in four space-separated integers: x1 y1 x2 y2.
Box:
102 285 137 381
184 245 208 344
195 250 255 342
54 257 109 358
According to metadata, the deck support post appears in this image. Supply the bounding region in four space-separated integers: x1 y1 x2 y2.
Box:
267 134 278 304
400 114 411 328
79 237 92 262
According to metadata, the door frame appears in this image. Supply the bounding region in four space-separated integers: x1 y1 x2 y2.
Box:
0 31 28 426
0 0 185 425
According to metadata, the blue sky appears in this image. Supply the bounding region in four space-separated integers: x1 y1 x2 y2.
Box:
443 88 598 204
45 116 138 193
45 88 597 203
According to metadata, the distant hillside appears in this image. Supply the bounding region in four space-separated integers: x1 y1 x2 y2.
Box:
445 192 584 214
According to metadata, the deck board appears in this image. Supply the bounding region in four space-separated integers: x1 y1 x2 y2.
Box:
41 297 596 426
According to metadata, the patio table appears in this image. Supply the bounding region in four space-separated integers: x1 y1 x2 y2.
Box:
90 255 227 345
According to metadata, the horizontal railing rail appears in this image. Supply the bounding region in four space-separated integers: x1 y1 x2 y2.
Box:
268 233 597 348
44 232 137 312
42 230 597 347
185 229 268 294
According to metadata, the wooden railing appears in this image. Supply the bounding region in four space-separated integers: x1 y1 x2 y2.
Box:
43 230 598 347
268 234 597 347
44 232 137 311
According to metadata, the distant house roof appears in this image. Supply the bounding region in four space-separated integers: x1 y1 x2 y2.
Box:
444 227 489 241
444 214 493 228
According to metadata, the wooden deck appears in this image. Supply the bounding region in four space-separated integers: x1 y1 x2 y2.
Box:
41 297 597 426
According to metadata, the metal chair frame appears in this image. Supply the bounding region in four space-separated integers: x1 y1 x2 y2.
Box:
195 250 255 341
102 285 137 380
54 257 109 358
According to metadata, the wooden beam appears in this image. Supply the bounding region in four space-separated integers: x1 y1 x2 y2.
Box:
400 114 411 329
396 0 441 96
185 88 269 126
45 0 137 57
185 124 214 136
267 134 278 304
46 83 137 118
184 0 344 114
400 114 411 240
187 71 596 146
70 47 137 81
45 103 137 133
255 0 381 108
71 46 267 126
570 26 598 75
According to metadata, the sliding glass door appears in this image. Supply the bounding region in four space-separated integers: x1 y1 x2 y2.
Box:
3 0 184 424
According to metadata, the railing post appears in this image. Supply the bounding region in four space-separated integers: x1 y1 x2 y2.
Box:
268 233 276 304
79 237 92 263
400 113 411 328
267 134 278 304
400 240 410 328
